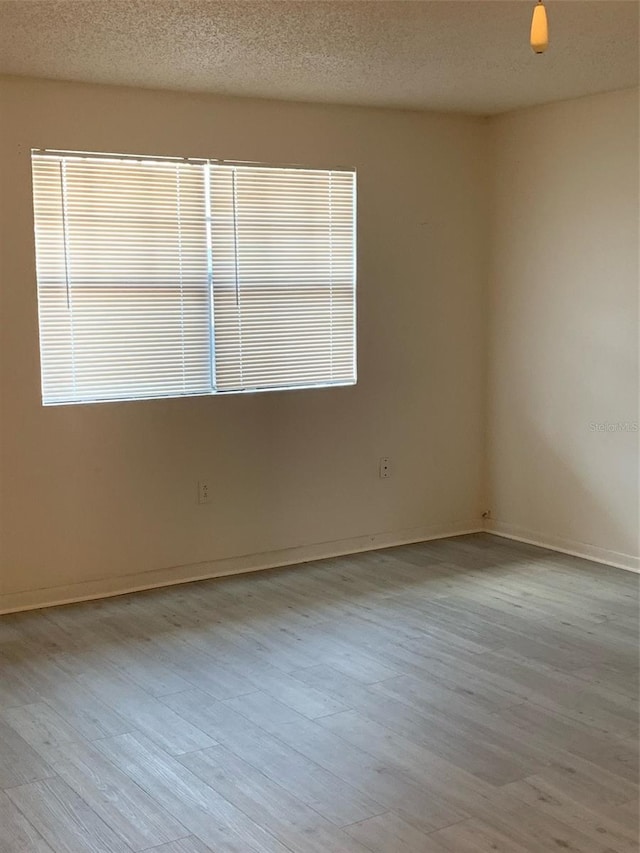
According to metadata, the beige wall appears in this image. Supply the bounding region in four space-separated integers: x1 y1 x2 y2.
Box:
2 78 636 611
0 76 488 609
487 89 639 569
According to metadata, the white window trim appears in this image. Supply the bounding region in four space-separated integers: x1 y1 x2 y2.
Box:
31 149 357 406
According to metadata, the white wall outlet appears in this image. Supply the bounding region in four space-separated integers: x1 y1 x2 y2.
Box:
198 480 211 504
379 457 391 479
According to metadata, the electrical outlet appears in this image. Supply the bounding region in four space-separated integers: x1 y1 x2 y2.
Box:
198 480 211 504
379 457 391 479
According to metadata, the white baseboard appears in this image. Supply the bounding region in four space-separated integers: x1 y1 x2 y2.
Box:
0 519 483 615
4 516 634 615
485 519 640 573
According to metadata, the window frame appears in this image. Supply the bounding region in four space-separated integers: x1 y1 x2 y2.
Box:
31 149 358 406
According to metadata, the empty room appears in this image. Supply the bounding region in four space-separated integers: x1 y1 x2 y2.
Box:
0 1 638 852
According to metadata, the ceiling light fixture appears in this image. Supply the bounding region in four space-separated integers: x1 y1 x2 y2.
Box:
530 0 549 54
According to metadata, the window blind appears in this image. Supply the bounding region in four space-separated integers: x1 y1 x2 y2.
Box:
32 151 356 405
210 165 356 391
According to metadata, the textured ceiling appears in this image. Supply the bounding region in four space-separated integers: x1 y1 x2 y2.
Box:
0 1 638 115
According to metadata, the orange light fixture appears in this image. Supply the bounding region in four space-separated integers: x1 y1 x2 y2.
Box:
530 0 549 54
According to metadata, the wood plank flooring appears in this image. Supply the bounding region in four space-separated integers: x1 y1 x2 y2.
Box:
0 533 638 852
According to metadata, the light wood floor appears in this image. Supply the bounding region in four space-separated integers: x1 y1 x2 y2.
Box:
0 533 638 853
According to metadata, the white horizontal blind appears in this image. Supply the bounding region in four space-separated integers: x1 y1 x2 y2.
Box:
210 165 356 391
32 152 356 404
32 154 212 404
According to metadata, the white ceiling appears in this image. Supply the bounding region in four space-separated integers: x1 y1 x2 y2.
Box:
0 1 638 115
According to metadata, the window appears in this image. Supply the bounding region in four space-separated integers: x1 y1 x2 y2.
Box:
31 151 356 405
